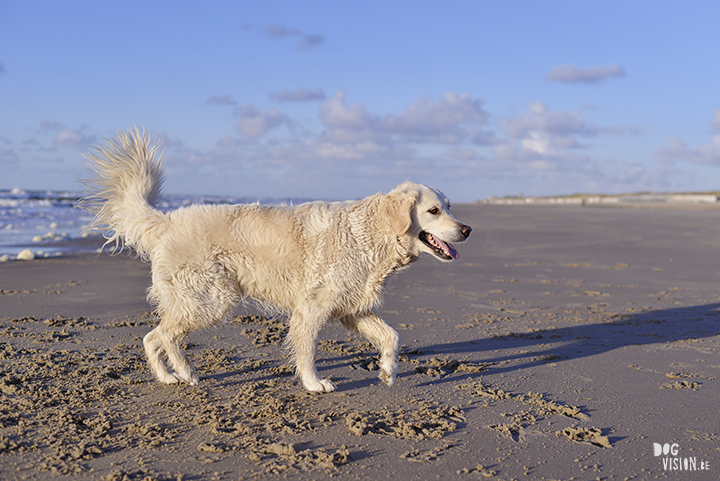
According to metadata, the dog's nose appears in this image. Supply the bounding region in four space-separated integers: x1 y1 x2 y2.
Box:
461 224 472 239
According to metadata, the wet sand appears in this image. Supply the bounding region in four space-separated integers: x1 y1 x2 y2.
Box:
1 204 719 479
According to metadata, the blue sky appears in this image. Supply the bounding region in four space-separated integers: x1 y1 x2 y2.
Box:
1 1 719 202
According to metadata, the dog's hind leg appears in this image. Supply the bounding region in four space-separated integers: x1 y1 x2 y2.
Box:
143 325 188 384
286 309 336 393
144 267 238 386
157 324 199 386
143 314 201 386
341 312 400 387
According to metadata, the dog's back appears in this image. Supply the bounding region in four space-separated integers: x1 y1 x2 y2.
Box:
159 203 307 311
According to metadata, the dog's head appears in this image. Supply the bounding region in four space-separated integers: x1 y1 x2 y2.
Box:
384 181 471 262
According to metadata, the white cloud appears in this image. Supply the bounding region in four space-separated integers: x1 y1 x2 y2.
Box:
271 87 326 103
187 91 496 196
54 130 82 146
655 108 720 166
546 64 626 84
503 102 589 138
711 108 720 133
159 92 649 200
53 128 95 147
494 102 599 166
381 92 489 142
39 120 66 132
319 90 490 147
0 147 19 164
234 105 287 138
295 34 325 52
655 135 720 166
481 102 646 193
320 91 375 129
205 94 237 106
38 121 96 148
245 24 325 52
318 91 381 145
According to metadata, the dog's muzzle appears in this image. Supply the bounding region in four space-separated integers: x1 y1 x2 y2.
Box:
419 224 471 261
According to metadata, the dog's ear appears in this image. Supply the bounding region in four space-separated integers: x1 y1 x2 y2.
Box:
383 191 418 236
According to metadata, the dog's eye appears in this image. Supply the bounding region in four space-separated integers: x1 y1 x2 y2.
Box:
428 207 439 215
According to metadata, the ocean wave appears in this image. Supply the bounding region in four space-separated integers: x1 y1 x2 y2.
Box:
0 190 316 257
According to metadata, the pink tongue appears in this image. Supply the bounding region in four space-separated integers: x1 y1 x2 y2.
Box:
433 236 459 259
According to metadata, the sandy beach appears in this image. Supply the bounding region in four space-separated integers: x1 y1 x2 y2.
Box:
1 203 719 480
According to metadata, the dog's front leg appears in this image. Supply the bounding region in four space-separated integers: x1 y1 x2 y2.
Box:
286 310 337 393
345 312 401 387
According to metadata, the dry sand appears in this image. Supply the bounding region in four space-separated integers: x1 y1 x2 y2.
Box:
1 204 719 480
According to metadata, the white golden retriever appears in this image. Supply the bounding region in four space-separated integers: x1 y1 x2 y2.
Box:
80 128 471 392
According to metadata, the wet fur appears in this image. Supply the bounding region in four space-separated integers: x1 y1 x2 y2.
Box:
80 128 471 392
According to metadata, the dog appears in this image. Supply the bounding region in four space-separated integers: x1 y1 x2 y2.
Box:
80 128 471 392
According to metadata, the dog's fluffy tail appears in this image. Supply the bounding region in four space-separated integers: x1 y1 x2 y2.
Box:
78 128 166 259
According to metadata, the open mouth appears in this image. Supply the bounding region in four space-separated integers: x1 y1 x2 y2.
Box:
419 231 458 260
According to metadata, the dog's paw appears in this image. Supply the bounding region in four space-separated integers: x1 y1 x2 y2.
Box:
157 372 182 384
379 367 396 387
180 372 200 386
159 371 199 386
305 378 337 393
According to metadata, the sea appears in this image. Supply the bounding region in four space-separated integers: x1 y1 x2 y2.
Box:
0 189 308 259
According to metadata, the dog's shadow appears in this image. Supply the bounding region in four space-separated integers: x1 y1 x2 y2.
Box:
412 302 720 383
203 302 720 390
